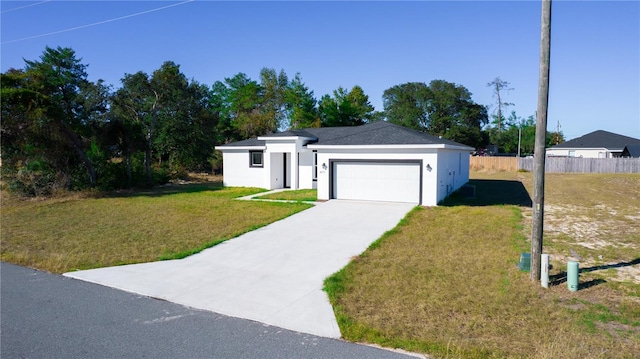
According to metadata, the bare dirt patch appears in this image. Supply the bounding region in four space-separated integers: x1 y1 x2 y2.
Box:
495 172 640 285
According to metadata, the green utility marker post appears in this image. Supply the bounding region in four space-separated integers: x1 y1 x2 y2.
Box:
567 261 579 292
517 253 531 272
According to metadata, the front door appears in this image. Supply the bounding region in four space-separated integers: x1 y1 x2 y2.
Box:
283 153 290 188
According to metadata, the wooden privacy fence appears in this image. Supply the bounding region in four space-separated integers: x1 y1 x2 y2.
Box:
470 156 518 172
518 157 640 173
470 156 640 173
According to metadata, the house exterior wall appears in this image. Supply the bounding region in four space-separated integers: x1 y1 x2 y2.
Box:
221 150 267 188
547 148 619 158
314 148 461 206
219 138 317 190
298 150 316 189
264 141 296 189
220 141 471 206
261 139 316 189
435 149 470 204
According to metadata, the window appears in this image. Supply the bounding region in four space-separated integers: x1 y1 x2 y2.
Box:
250 151 263 167
313 151 318 180
568 150 576 157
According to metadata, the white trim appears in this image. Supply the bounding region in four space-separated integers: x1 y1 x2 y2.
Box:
307 144 474 151
257 136 316 141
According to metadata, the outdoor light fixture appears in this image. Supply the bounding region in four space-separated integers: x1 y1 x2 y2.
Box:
426 164 432 172
322 163 327 170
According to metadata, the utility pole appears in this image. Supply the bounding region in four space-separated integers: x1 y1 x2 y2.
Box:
531 0 552 282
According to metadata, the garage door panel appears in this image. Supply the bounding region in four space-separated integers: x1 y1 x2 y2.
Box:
332 162 420 203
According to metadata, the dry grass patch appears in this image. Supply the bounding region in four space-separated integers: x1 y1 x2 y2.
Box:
473 172 640 286
325 172 639 358
1 183 312 273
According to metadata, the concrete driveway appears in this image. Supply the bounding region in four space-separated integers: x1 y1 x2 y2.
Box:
65 200 415 338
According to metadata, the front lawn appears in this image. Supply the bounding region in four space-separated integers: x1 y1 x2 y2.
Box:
325 172 640 358
255 189 317 202
1 183 312 273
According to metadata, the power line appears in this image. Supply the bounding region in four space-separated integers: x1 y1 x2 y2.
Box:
2 0 195 45
1 0 51 14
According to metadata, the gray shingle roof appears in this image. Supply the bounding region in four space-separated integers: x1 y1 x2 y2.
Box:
260 129 317 139
224 121 472 148
306 121 469 146
219 137 265 147
622 145 640 158
551 130 640 150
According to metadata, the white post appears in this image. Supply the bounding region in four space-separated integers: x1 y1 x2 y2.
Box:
291 151 298 189
541 254 550 288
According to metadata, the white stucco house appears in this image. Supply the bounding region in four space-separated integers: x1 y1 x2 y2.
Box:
547 130 640 158
215 121 474 206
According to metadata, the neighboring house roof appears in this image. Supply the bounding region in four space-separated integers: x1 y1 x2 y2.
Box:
622 145 640 158
218 121 472 149
550 130 640 150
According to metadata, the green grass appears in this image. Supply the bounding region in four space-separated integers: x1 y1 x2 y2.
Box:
3 173 638 357
254 189 317 202
1 183 312 273
325 172 640 358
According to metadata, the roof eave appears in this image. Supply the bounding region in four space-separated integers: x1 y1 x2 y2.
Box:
215 145 267 151
548 147 621 151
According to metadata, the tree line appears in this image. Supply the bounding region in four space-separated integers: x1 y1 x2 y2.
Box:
1 47 562 196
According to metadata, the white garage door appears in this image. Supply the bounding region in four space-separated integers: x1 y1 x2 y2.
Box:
332 161 421 204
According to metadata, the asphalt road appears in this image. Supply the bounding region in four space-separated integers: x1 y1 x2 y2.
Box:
0 262 417 359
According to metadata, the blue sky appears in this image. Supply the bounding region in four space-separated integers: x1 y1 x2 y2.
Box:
2 0 639 140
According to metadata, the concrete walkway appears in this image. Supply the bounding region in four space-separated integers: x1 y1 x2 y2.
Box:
65 200 415 338
235 188 319 205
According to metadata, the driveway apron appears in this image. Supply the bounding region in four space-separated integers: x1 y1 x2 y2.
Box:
65 200 415 338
